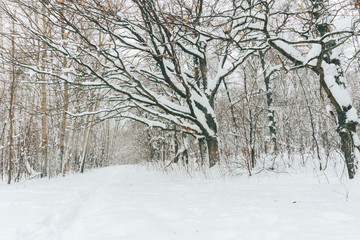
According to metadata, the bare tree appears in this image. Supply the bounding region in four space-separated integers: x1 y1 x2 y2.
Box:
6 0 254 167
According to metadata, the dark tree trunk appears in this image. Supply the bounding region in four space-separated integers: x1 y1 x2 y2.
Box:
318 61 359 179
206 136 219 168
249 109 256 168
183 149 189 165
339 126 356 179
173 131 179 163
337 110 358 179
199 138 207 166
313 0 359 178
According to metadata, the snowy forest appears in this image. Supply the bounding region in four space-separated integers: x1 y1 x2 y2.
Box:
0 0 360 183
3 0 360 239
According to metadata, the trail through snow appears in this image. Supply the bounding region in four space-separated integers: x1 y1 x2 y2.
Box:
1 165 360 240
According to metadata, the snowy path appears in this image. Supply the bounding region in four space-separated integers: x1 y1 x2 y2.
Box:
1 166 360 240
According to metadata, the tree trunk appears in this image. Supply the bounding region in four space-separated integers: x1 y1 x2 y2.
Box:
320 88 330 168
0 123 6 181
249 108 256 168
173 130 179 163
206 136 219 168
80 118 91 174
313 0 359 177
59 81 68 174
259 51 277 151
8 18 16 184
338 125 357 179
40 6 48 178
59 0 70 174
198 137 207 166
80 91 98 173
335 104 359 179
8 71 15 185
318 56 360 179
40 77 48 177
80 120 96 173
0 1 3 181
62 118 77 177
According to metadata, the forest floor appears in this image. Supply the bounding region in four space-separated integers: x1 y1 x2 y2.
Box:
1 165 360 240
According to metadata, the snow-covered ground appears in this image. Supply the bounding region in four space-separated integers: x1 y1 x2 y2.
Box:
1 165 360 240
